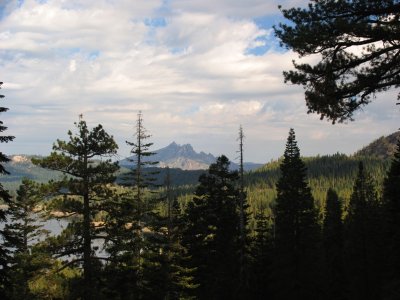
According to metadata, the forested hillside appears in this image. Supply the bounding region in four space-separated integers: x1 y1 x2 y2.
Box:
1 108 400 300
2 147 393 216
246 153 391 216
355 131 400 159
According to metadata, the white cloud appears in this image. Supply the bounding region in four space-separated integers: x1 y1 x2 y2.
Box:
0 0 398 163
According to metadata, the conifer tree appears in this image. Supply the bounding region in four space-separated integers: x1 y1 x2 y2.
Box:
345 162 383 300
249 212 273 299
273 128 321 300
323 188 346 300
0 82 15 298
160 167 197 299
382 137 400 297
237 125 250 296
3 179 52 299
103 111 159 299
124 111 159 201
33 117 119 300
275 0 400 123
182 155 241 299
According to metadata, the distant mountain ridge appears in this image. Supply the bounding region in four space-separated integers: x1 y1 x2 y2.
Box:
3 132 398 194
120 142 263 171
355 131 400 159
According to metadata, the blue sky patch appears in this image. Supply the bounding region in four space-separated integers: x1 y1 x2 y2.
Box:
0 0 23 20
170 46 188 55
53 47 81 58
247 14 290 55
144 17 167 28
88 50 100 60
254 14 285 30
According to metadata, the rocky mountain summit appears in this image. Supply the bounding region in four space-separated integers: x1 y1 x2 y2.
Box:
120 142 262 171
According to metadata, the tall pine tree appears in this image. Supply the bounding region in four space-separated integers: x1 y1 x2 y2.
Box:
273 128 321 300
322 188 346 300
182 155 241 299
382 136 400 297
345 162 383 300
103 111 160 299
249 211 273 299
33 117 119 300
0 82 15 299
3 179 52 300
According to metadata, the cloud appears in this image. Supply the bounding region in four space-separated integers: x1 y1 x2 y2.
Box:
169 0 307 18
0 0 398 163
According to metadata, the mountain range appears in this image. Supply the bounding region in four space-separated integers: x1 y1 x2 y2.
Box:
120 142 263 171
1 132 399 193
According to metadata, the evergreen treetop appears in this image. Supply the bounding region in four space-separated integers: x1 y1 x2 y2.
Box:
0 81 15 299
273 128 321 300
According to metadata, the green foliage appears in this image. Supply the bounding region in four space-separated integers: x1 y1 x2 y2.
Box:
345 162 384 299
117 166 205 188
0 81 15 298
273 128 322 299
122 111 159 190
2 179 53 299
322 188 346 300
33 118 119 300
249 212 273 299
182 155 242 299
28 261 81 300
275 0 400 123
246 153 390 218
382 136 400 297
102 112 166 299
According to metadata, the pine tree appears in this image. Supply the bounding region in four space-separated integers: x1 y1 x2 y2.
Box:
275 0 400 123
103 111 160 299
124 111 159 200
0 82 15 299
249 211 273 299
345 162 383 300
382 136 400 297
160 167 197 299
182 155 241 299
33 117 119 300
273 128 322 300
3 179 52 299
322 188 346 300
237 125 250 296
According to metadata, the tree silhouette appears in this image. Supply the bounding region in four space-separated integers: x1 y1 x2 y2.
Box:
323 188 346 300
3 179 52 299
0 81 15 299
275 0 400 123
182 155 241 299
103 111 160 299
273 128 322 299
345 162 383 300
33 117 119 300
382 136 400 297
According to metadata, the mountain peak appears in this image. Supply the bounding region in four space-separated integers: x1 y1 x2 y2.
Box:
121 142 216 170
119 142 263 171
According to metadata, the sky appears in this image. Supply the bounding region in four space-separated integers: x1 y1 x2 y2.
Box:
0 0 399 163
